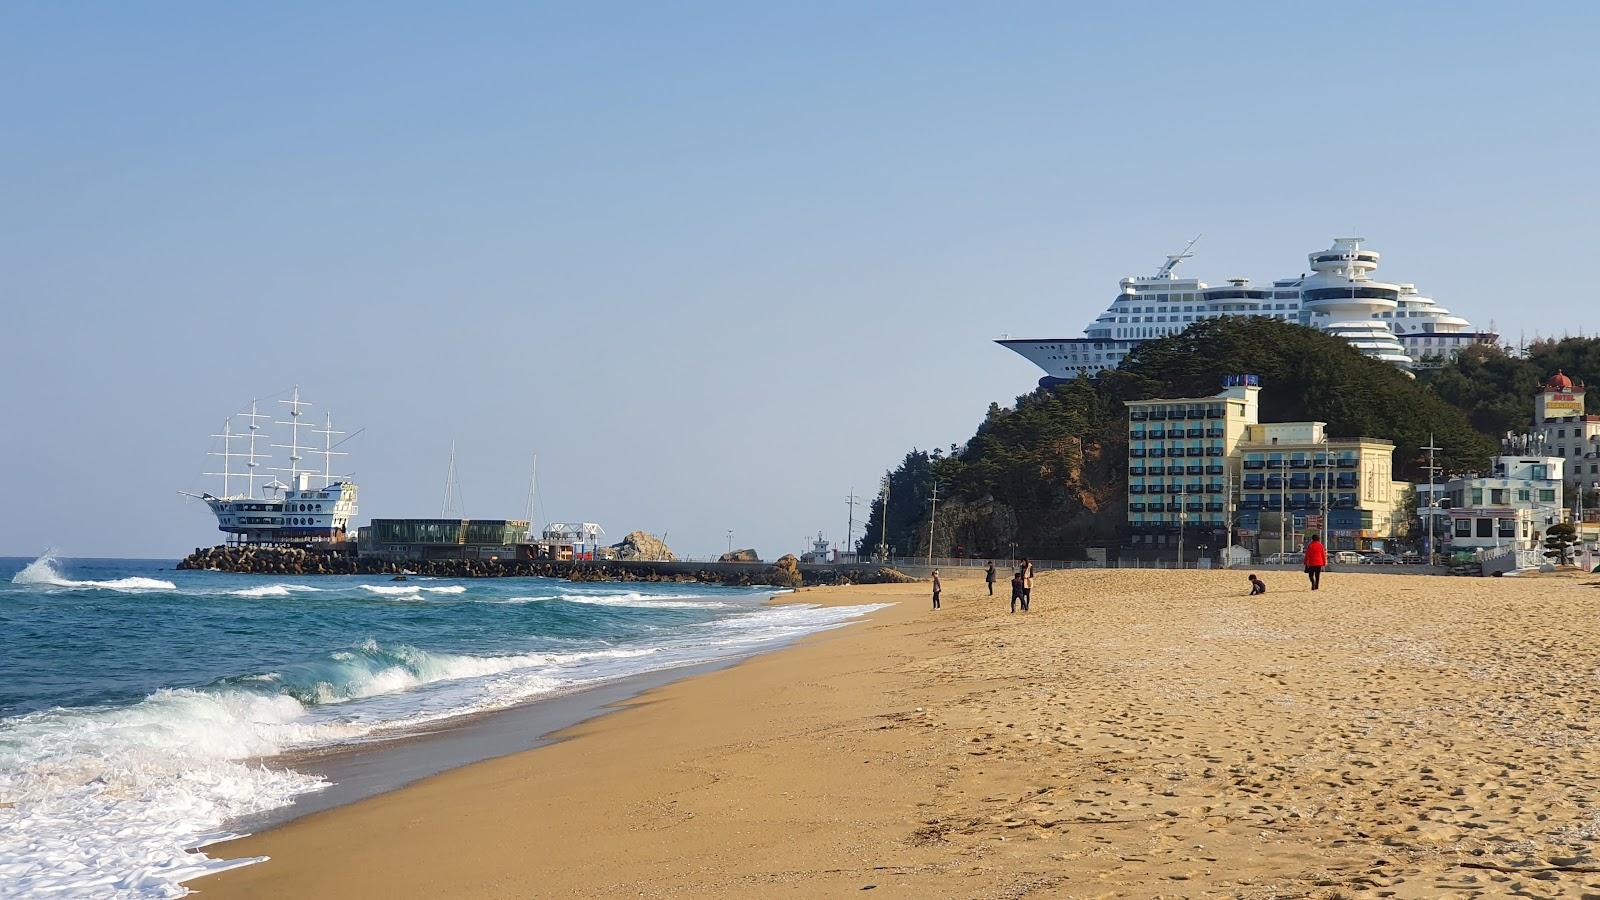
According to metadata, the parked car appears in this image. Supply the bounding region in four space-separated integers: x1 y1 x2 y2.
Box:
1263 552 1303 565
1399 552 1424 565
1361 553 1401 565
1333 550 1364 565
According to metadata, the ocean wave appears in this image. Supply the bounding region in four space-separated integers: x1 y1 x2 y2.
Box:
359 584 467 596
228 584 324 598
10 553 176 593
550 592 734 609
0 596 888 897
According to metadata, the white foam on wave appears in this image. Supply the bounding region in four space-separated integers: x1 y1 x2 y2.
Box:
359 584 467 596
551 591 734 609
228 584 324 598
10 553 176 593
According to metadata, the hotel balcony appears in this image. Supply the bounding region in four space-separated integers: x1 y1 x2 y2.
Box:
1148 428 1166 439
1206 464 1225 475
1242 459 1265 470
1129 467 1145 477
1130 448 1146 458
1129 485 1146 494
1129 502 1147 513
1129 410 1148 421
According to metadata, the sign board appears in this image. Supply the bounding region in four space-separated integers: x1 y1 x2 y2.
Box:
1545 393 1585 419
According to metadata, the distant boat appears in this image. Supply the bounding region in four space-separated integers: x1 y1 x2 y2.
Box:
179 387 360 546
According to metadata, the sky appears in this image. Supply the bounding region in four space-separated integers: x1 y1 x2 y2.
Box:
3 2 1598 559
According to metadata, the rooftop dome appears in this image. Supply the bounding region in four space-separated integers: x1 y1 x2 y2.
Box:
1545 370 1579 391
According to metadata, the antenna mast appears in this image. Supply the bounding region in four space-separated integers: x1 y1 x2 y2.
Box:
524 453 539 527
441 441 462 517
1153 234 1202 279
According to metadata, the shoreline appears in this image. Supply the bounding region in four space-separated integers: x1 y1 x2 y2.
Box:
198 570 1600 897
229 657 742 835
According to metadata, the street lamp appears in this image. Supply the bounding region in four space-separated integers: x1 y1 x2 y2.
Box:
725 529 733 556
1177 509 1187 568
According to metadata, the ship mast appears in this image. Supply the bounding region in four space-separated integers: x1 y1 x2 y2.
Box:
205 418 237 498
312 413 349 487
270 386 317 487
239 399 271 499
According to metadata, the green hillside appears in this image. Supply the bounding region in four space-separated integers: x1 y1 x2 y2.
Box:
859 318 1501 561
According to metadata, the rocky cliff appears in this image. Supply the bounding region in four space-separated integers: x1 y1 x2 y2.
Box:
609 531 676 561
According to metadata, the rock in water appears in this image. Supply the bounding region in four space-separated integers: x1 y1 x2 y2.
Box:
609 531 677 561
719 548 760 563
770 554 802 588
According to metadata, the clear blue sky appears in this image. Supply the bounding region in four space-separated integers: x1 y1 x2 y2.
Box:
3 2 1597 559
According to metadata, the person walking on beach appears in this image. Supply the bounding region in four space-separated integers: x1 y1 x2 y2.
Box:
1021 558 1034 612
1010 569 1024 613
931 570 941 610
1303 534 1327 591
984 561 996 596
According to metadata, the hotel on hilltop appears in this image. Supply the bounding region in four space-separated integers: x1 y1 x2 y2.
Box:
1125 376 1411 557
1002 238 1497 381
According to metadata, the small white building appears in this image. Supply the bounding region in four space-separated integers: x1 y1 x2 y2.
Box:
1418 453 1565 553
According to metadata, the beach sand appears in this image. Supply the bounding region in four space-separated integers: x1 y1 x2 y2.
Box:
197 568 1600 898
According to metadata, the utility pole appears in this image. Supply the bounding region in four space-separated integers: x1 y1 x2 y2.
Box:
1279 454 1288 559
1421 433 1442 564
926 480 940 567
877 477 890 562
844 488 859 561
726 529 733 557
1224 466 1234 567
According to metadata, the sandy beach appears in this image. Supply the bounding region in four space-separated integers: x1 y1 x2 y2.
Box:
197 568 1600 898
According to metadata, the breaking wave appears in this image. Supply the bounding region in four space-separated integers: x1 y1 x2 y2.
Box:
9 552 176 593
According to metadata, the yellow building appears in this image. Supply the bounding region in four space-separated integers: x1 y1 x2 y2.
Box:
1125 375 1412 558
1235 424 1411 555
1125 375 1260 551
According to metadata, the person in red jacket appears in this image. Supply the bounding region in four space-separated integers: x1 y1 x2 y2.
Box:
1303 534 1328 590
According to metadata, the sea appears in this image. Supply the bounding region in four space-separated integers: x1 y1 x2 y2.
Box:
0 554 886 898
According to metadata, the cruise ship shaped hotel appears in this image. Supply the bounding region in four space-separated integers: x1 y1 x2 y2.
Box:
1002 238 1497 380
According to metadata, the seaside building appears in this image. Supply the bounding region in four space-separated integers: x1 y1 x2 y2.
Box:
1531 371 1600 493
1415 449 1565 554
1234 426 1409 557
1002 238 1496 382
1125 375 1411 558
1126 375 1261 552
358 518 531 561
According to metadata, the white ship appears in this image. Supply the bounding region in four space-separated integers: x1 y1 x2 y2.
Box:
181 387 359 544
999 237 1496 382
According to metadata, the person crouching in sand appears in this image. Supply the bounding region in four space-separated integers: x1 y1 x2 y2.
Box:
931 570 941 610
1249 573 1266 596
1010 569 1025 613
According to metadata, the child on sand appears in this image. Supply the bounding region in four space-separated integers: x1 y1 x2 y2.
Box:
1010 569 1025 613
1249 573 1266 596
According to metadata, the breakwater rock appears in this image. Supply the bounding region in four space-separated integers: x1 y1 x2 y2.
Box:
176 546 913 588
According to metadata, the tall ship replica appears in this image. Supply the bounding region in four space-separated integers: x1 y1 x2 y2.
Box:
181 387 360 545
999 237 1497 382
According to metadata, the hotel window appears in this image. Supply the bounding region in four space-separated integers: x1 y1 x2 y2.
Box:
1471 489 1484 504
1455 519 1473 538
1540 489 1556 502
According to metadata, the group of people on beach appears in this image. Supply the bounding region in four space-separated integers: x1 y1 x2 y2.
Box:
928 559 1033 612
930 534 1329 612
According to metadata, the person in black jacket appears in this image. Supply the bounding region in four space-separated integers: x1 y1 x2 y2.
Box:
984 561 996 596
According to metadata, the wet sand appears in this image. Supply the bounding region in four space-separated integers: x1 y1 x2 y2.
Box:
198 569 1600 898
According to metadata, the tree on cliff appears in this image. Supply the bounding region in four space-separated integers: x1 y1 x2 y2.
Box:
861 317 1497 561
1419 337 1600 436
